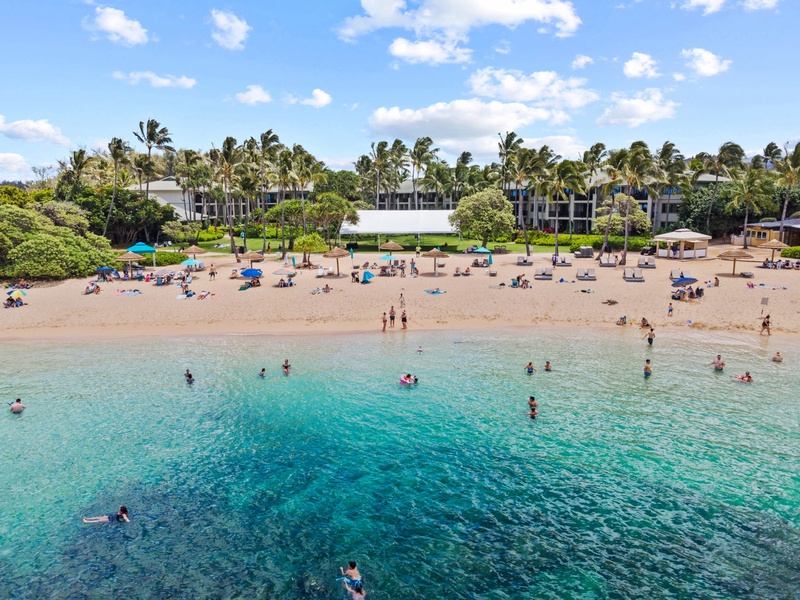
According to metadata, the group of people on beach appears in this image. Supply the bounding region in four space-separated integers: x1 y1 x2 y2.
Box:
382 303 408 331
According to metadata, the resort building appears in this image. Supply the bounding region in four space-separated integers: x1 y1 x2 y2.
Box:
742 218 800 247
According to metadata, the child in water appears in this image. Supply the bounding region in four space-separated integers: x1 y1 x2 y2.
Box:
83 506 129 524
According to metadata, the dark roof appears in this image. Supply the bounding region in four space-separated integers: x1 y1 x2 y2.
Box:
754 218 800 229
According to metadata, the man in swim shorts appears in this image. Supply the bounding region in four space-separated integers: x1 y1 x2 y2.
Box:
644 359 652 378
389 306 396 327
9 398 25 413
709 355 725 371
340 561 363 594
643 328 655 346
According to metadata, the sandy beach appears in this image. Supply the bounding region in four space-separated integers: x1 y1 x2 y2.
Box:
2 244 797 341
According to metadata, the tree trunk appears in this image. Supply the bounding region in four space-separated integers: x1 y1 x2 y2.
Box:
519 183 530 256
553 198 560 256
742 207 750 249
103 163 118 238
261 189 268 253
280 188 286 259
597 195 615 261
779 186 792 242
705 174 719 234
620 197 631 266
481 233 489 248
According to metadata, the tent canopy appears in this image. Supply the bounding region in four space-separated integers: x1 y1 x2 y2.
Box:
341 210 455 235
128 242 155 253
652 229 711 242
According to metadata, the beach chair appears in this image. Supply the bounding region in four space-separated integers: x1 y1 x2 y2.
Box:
645 257 656 268
637 257 648 268
559 256 572 267
534 267 553 281
633 267 645 281
576 268 588 280
624 268 645 282
317 266 325 278
599 255 617 267
517 256 530 266
669 269 681 281
681 270 693 279
489 270 498 277
585 268 597 281
453 267 461 276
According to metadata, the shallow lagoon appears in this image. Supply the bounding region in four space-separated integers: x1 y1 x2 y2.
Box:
1 328 799 599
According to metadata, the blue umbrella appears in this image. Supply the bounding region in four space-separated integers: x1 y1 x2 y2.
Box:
181 258 200 266
379 254 394 262
474 247 491 254
361 270 374 283
96 266 114 273
127 242 156 267
241 268 262 278
672 277 698 287
291 255 296 268
488 253 493 265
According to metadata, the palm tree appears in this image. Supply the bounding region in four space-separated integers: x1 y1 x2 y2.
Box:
354 154 374 202
369 141 390 207
693 141 745 234
409 137 437 210
174 149 202 222
652 141 687 235
580 143 607 239
209 137 243 260
617 143 658 265
726 166 775 249
257 130 281 250
760 142 782 170
774 142 800 242
541 160 586 257
508 148 537 255
133 118 175 201
56 148 95 202
104 137 131 237
275 149 298 258
598 148 628 260
497 131 524 225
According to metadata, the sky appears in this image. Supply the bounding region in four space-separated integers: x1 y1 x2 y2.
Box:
0 0 797 181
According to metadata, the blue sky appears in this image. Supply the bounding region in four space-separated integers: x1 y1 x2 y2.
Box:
0 0 796 180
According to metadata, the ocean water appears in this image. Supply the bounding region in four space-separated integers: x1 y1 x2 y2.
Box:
1 328 799 599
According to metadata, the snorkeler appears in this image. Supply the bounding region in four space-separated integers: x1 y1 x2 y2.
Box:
83 506 129 524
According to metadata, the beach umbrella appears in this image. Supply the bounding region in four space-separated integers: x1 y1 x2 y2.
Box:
240 250 265 268
323 247 350 276
241 268 262 278
273 268 295 276
718 249 753 275
127 242 156 267
379 240 404 255
379 254 395 262
181 258 200 266
474 247 491 254
759 239 789 262
183 245 207 258
154 269 172 277
361 270 374 283
117 251 144 278
672 277 698 287
421 248 450 276
291 255 296 268
7 290 26 299
96 266 114 274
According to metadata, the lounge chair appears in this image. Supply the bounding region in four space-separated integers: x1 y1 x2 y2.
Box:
670 269 681 281
316 266 325 278
534 267 553 280
681 270 693 279
586 268 597 281
599 256 617 267
637 257 648 268
577 268 596 281
517 256 531 266
558 256 572 267
639 256 656 269
574 246 594 259
623 267 645 282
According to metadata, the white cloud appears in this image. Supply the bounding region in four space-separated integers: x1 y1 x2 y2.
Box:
524 135 587 159
467 67 599 109
743 0 780 8
680 48 732 77
571 54 594 70
339 0 581 66
623 52 660 78
84 6 149 46
300 89 333 108
210 9 251 50
113 71 196 89
596 89 678 127
389 36 472 64
494 40 511 55
678 0 726 14
0 153 31 178
0 115 70 145
235 85 272 105
673 72 686 81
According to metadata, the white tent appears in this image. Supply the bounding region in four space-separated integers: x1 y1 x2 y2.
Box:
652 229 711 259
341 210 455 235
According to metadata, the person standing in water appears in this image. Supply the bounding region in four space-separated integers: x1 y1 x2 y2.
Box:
709 355 725 371
259 368 266 378
382 312 387 332
389 306 396 328
772 351 783 362
524 362 537 374
184 370 195 384
643 328 655 346
544 361 552 372
644 359 652 378
9 398 25 414
282 359 291 375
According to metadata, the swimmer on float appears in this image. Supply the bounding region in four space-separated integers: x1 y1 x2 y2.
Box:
524 362 537 374
400 373 418 385
733 371 753 383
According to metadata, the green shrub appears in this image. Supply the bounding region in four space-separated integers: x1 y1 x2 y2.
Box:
197 227 224 241
115 251 189 269
780 247 800 259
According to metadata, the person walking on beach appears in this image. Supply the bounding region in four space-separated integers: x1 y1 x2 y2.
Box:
382 312 387 332
668 302 673 317
84 506 129 524
401 310 408 329
9 398 25 413
389 306 396 328
209 264 217 280
399 293 405 308
644 328 655 346
644 359 652 378
709 355 725 371
761 315 771 336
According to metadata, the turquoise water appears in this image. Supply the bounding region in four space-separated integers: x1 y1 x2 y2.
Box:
1 328 799 599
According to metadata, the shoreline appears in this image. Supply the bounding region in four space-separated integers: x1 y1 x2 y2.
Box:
2 246 795 342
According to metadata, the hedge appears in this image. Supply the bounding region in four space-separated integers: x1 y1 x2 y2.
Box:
115 251 189 269
780 247 800 259
514 233 650 252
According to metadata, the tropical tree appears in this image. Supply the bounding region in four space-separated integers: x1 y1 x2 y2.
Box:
508 148 537 255
774 142 800 242
275 149 298 257
540 160 586 256
692 142 745 234
449 187 515 248
615 143 659 265
497 131 524 225
133 118 175 201
55 149 95 202
580 142 608 239
759 141 782 171
209 137 243 260
724 167 775 249
103 137 131 237
257 129 281 250
409 137 438 210
308 192 358 246
652 141 688 234
369 141 391 206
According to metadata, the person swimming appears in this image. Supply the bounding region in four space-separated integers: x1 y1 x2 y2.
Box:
709 355 725 371
524 362 537 374
83 506 129 524
400 374 418 384
259 368 266 377
282 360 291 375
544 361 552 372
733 371 753 383
340 561 364 597
8 398 25 414
417 345 423 354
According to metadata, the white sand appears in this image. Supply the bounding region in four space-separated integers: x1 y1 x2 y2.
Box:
2 245 797 341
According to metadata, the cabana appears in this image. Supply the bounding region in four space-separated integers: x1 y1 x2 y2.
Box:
340 210 455 246
652 229 711 259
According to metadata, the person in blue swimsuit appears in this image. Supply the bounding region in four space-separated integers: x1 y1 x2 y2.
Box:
524 362 537 374
340 562 364 597
83 506 129 524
